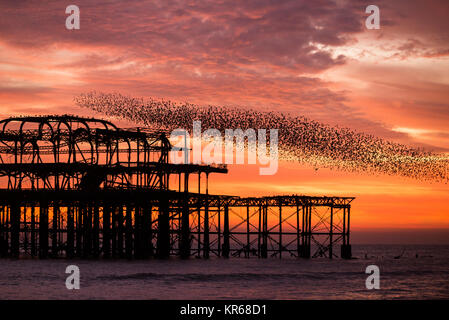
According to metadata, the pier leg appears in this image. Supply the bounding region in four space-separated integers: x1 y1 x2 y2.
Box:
31 207 36 257
4 208 8 256
180 197 190 259
83 206 92 258
125 205 133 259
0 207 6 257
39 202 49 259
203 174 209 259
67 206 74 258
23 207 28 255
307 206 312 258
142 204 153 258
296 205 300 258
102 206 111 258
145 204 153 257
257 206 261 258
111 206 117 258
93 205 100 258
203 201 209 259
301 206 311 258
75 206 82 257
157 199 170 258
10 203 20 258
51 205 59 257
246 205 250 258
329 205 333 259
261 205 267 259
300 205 305 257
347 206 351 245
133 206 141 259
197 205 201 258
341 206 352 259
117 206 124 258
222 205 230 258
279 205 282 259
197 173 201 258
217 206 221 257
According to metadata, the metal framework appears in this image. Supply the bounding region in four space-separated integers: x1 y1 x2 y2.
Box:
0 115 353 259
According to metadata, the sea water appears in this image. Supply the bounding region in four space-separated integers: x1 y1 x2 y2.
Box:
0 245 448 299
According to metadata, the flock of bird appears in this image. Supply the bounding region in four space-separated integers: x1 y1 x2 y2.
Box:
75 92 449 183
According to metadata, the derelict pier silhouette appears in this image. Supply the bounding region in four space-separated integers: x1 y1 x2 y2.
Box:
0 115 353 259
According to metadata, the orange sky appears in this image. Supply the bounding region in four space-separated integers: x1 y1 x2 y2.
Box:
0 0 449 241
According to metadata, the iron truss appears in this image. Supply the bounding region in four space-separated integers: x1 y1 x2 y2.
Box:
0 115 353 260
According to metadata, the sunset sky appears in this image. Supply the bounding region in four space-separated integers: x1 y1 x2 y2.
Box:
1 0 449 242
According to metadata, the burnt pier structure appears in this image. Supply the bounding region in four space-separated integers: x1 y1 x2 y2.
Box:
0 115 353 259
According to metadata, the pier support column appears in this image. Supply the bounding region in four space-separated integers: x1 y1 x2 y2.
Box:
296 205 300 258
75 206 82 257
257 206 261 258
142 204 153 258
203 174 210 259
307 205 312 258
197 173 201 258
203 200 209 259
93 205 100 258
261 205 267 259
102 206 111 258
197 205 201 258
279 205 282 259
341 206 352 259
23 206 28 254
125 205 133 259
180 172 190 259
10 203 20 258
217 206 221 257
329 205 333 259
222 205 230 258
111 206 117 258
140 204 153 259
39 202 49 259
180 197 190 259
30 207 37 257
300 205 311 258
156 199 170 258
51 204 59 258
245 205 250 258
117 206 124 258
134 207 142 259
341 244 352 259
67 206 74 258
341 245 352 258
83 206 92 258
0 207 7 257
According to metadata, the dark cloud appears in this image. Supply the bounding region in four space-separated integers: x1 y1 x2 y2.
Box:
0 0 363 72
1 0 448 149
